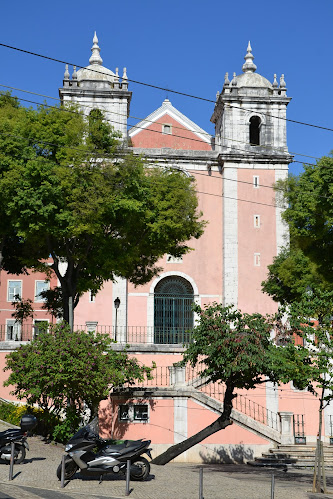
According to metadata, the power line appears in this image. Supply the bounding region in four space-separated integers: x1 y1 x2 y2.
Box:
0 42 332 132
0 84 320 164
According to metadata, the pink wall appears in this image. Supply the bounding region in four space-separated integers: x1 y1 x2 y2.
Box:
0 269 57 325
237 169 278 315
131 113 211 151
188 400 269 445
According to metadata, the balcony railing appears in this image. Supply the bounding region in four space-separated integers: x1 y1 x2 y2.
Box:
0 324 193 345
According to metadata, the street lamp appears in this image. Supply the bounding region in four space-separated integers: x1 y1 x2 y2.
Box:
114 297 120 342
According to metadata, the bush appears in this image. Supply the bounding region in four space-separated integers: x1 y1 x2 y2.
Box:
0 401 61 439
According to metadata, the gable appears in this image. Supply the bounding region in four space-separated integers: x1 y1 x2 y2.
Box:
129 100 212 151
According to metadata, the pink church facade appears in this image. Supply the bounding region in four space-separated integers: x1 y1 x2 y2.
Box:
0 35 328 462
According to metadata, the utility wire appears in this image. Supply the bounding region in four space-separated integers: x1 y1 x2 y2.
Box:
0 85 320 165
0 128 279 209
0 82 322 162
0 42 332 132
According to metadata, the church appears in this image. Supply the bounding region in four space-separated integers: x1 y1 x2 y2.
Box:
0 34 326 462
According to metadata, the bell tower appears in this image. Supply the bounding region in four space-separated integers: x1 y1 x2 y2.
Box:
211 43 292 311
59 32 131 139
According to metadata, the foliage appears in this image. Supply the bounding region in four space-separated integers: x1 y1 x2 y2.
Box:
153 303 293 465
0 401 60 439
11 295 34 324
276 289 333 493
0 93 205 322
4 323 154 439
261 246 331 304
182 303 281 389
278 155 333 285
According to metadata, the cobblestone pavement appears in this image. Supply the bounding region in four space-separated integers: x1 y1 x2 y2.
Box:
0 435 332 498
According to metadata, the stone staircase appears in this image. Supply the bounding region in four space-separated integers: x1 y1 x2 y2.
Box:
248 444 333 470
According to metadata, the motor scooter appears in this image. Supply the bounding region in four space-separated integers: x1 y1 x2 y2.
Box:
0 414 37 464
57 418 152 481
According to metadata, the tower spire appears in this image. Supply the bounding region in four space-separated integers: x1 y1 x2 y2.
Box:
89 31 103 66
242 41 257 73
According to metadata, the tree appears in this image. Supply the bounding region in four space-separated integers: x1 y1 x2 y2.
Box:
0 95 205 322
262 245 331 304
152 303 291 465
0 93 35 274
4 323 154 439
280 289 333 494
278 155 333 286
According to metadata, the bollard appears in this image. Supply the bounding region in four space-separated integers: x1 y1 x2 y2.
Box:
125 459 131 496
199 467 204 499
9 442 14 481
61 455 65 488
271 473 275 499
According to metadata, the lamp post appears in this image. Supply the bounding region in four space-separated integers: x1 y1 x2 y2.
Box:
114 297 120 342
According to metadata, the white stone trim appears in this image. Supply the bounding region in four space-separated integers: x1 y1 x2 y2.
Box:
223 166 238 307
129 100 211 144
275 169 289 253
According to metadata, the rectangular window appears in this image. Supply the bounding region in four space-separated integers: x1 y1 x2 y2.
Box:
253 176 259 188
89 290 95 303
33 320 49 339
8 281 22 301
254 215 260 228
254 253 261 266
119 404 149 422
162 124 172 135
6 320 21 341
134 405 149 421
35 280 50 302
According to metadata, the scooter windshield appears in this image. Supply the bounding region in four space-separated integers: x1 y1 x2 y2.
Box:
67 418 99 443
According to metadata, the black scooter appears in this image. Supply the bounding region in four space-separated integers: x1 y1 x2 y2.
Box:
57 419 152 481
0 414 37 464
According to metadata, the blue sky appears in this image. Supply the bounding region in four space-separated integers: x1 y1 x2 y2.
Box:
0 0 332 175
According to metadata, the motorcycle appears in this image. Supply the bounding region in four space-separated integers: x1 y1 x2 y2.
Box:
57 419 152 481
0 414 37 464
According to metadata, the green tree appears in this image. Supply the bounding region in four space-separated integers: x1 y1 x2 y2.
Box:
152 303 291 465
279 155 333 285
0 95 205 323
280 289 333 494
4 324 154 440
262 245 330 304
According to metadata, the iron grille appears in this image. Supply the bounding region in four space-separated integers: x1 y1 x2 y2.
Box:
154 294 193 344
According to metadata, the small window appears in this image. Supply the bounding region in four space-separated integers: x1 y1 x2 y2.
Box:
89 290 96 303
119 405 130 421
254 253 261 267
254 215 260 228
119 404 149 423
134 405 148 421
253 176 259 188
35 280 50 302
249 116 261 145
8 281 22 302
162 124 172 135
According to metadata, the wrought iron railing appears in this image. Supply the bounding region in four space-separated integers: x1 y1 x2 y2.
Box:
123 365 280 431
0 324 193 345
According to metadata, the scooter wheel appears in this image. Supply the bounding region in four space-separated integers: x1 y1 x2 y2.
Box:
130 457 150 481
56 457 78 480
14 444 26 464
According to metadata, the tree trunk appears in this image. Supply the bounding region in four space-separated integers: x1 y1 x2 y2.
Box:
313 387 326 494
151 383 235 465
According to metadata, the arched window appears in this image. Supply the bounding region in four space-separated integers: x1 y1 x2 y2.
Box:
249 116 261 146
154 276 194 344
